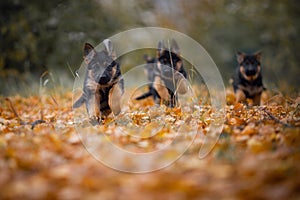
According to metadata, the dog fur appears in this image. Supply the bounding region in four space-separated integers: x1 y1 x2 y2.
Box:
135 39 188 107
232 51 265 105
73 39 123 125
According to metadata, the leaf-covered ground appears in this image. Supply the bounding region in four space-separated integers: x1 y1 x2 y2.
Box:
0 91 300 200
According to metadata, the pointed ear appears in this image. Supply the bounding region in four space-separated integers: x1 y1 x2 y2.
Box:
170 39 180 55
103 39 116 59
84 43 95 57
236 51 245 64
143 54 152 62
83 43 96 64
254 51 262 62
157 41 164 57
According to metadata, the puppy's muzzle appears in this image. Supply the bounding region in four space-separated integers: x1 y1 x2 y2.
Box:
161 66 173 77
98 75 110 84
245 68 257 76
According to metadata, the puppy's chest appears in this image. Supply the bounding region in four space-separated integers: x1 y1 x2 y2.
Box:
99 87 111 101
239 83 263 97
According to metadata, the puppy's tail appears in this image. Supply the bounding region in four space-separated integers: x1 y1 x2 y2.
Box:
135 91 153 100
73 95 85 108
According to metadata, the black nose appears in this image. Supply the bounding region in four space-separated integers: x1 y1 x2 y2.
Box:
98 76 110 84
246 68 256 76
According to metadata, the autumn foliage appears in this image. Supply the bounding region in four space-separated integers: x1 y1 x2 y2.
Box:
0 89 299 200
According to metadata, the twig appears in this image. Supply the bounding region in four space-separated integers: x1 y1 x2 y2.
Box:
261 107 292 127
31 120 46 130
40 108 44 121
67 62 76 78
50 94 58 106
5 98 46 129
40 71 49 80
5 98 26 125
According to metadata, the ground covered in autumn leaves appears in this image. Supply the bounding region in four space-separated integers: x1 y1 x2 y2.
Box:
0 91 300 200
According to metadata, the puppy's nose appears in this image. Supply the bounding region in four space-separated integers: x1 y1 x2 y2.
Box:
162 66 173 74
99 75 110 84
246 68 256 76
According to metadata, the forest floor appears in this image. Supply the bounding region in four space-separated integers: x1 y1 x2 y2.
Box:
0 91 299 200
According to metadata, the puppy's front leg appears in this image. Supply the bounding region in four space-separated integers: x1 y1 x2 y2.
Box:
108 82 123 115
235 89 246 104
86 91 101 125
253 93 261 106
260 91 268 106
154 76 169 101
174 72 188 94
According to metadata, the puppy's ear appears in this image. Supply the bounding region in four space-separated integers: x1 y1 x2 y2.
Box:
84 43 95 57
143 54 153 62
83 43 96 64
170 39 180 55
103 39 116 59
157 41 164 57
236 51 245 64
254 51 262 62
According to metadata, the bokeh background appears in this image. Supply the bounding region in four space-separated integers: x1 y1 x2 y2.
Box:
1 0 299 95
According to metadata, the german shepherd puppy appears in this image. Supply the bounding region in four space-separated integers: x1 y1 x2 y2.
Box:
135 39 188 107
73 39 124 125
232 51 264 105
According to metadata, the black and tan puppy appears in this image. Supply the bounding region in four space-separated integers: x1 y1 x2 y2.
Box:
232 51 264 105
73 39 124 125
135 40 188 107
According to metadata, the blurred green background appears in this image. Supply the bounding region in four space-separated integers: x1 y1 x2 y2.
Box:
0 0 299 95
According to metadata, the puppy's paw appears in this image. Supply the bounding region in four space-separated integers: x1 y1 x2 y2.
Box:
89 116 101 126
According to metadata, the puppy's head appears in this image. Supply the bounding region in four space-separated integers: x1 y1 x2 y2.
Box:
237 51 261 81
157 39 183 77
83 40 117 84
